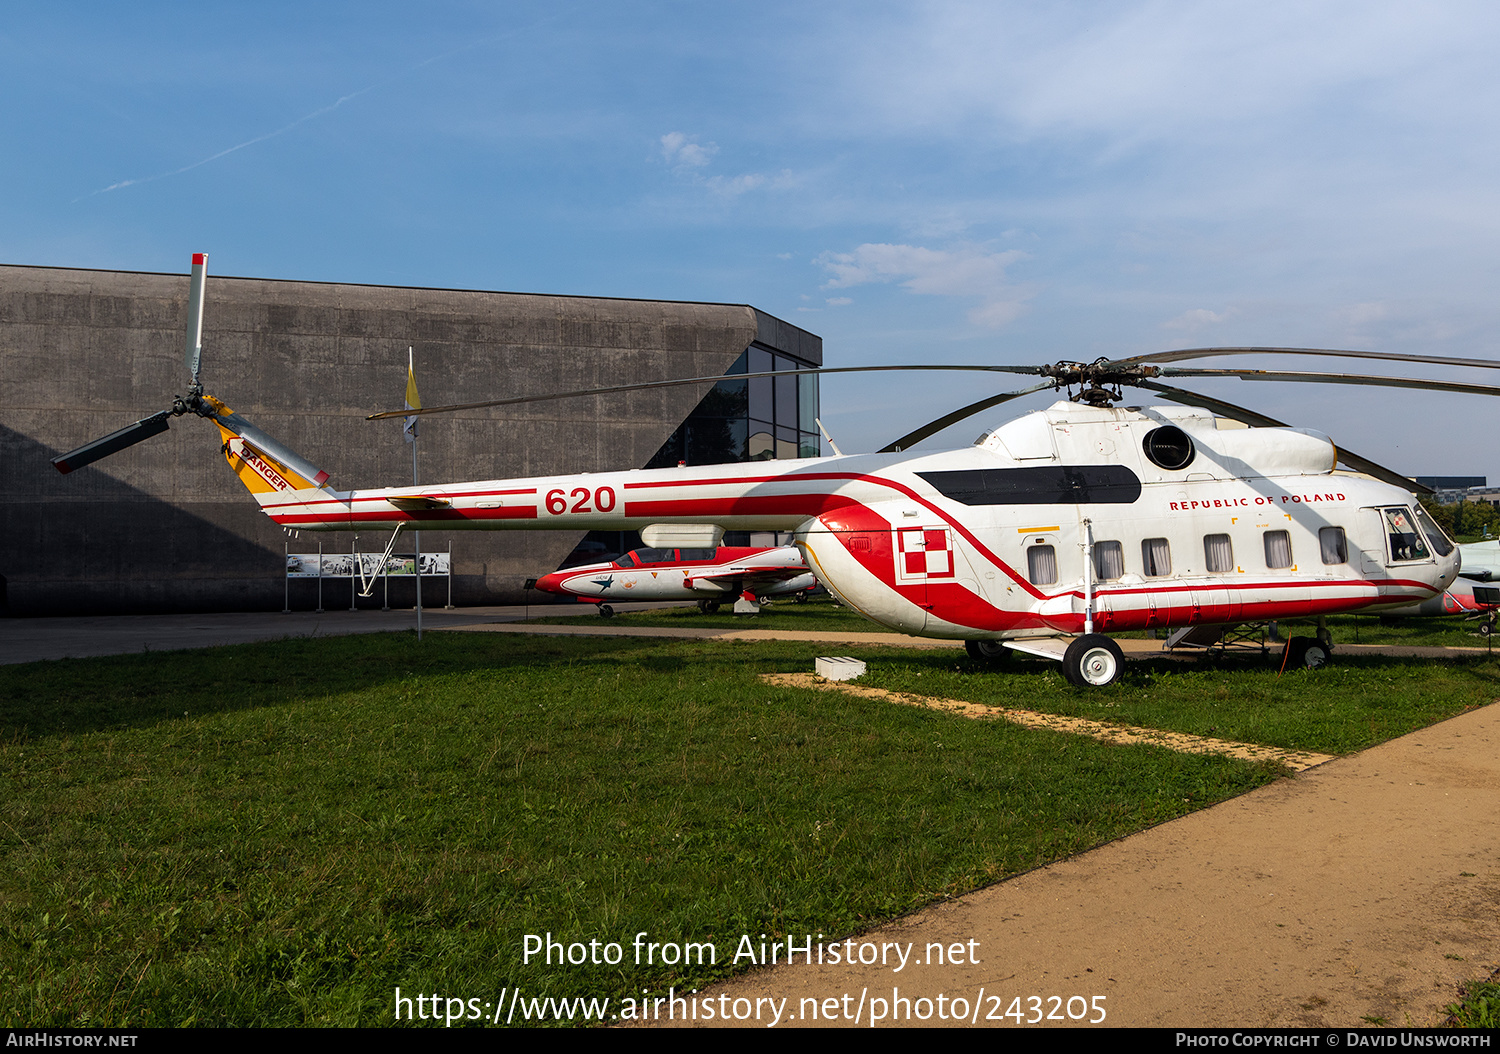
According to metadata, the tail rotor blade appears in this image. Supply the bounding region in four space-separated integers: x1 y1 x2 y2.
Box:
51 411 172 474
184 252 207 384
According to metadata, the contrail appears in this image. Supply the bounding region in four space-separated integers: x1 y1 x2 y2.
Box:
81 33 504 199
86 90 372 197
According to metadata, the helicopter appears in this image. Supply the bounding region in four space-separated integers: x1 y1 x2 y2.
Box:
52 255 1500 687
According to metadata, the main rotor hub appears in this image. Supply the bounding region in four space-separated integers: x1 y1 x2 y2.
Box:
1044 359 1130 406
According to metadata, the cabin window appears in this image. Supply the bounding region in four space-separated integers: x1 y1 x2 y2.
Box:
1319 527 1347 565
679 549 717 562
1413 506 1454 557
1027 545 1058 585
1204 534 1234 573
1141 538 1171 577
615 553 636 568
1093 540 1124 580
1264 530 1293 569
1384 508 1429 562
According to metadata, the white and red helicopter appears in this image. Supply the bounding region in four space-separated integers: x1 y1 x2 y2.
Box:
529 544 819 617
54 255 1500 687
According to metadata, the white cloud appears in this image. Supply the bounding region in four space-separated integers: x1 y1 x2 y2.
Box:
1162 308 1232 332
660 132 717 169
816 242 1031 328
658 134 791 197
825 296 851 306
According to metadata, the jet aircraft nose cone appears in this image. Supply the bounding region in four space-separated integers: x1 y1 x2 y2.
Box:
533 573 568 596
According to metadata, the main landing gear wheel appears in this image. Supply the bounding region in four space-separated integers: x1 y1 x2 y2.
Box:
697 599 720 614
597 604 615 619
1284 636 1330 669
965 639 1011 663
1063 634 1124 687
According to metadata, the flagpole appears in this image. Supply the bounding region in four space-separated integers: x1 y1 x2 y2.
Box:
406 347 423 641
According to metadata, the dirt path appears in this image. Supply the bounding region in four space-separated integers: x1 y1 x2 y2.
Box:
655 700 1500 1028
761 672 1337 771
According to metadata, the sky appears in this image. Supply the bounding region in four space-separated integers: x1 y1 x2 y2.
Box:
6 1 1500 477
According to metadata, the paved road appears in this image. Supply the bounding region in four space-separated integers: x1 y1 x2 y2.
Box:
6 607 1492 665
0 603 684 665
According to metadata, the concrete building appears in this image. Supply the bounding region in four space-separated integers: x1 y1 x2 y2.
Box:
1415 477 1488 504
1 262 821 615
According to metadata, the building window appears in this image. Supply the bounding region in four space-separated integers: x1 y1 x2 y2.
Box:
1264 530 1293 569
647 344 821 468
1204 534 1233 573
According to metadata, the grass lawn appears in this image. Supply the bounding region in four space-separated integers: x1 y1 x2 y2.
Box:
1 625 1492 1026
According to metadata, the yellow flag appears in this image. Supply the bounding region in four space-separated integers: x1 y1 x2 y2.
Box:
403 347 420 443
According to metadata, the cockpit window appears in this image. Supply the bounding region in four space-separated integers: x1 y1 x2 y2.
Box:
1383 508 1430 562
1413 505 1454 557
679 548 718 562
615 553 636 568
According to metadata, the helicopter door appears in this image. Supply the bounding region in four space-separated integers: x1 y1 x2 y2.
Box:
893 525 980 628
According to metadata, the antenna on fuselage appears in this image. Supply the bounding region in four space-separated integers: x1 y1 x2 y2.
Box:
815 417 843 456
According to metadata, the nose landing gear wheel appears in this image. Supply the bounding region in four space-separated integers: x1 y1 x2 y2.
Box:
598 604 615 618
1063 634 1124 687
965 639 1011 663
1284 636 1330 669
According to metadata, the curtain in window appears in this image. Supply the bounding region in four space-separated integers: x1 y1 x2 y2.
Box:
1028 545 1058 585
1319 527 1346 565
1204 533 1233 573
1093 540 1124 580
1264 530 1293 569
1141 538 1171 577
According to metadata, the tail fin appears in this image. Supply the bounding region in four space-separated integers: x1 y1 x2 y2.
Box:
203 395 332 500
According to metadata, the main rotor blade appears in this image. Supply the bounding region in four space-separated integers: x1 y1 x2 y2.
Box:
878 381 1058 452
1132 380 1431 495
1106 346 1500 371
1154 367 1500 399
51 411 172 474
366 363 1046 420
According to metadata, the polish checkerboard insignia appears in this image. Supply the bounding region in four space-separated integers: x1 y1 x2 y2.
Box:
895 527 955 583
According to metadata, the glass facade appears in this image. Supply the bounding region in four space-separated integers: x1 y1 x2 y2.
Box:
558 342 821 568
645 344 821 469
